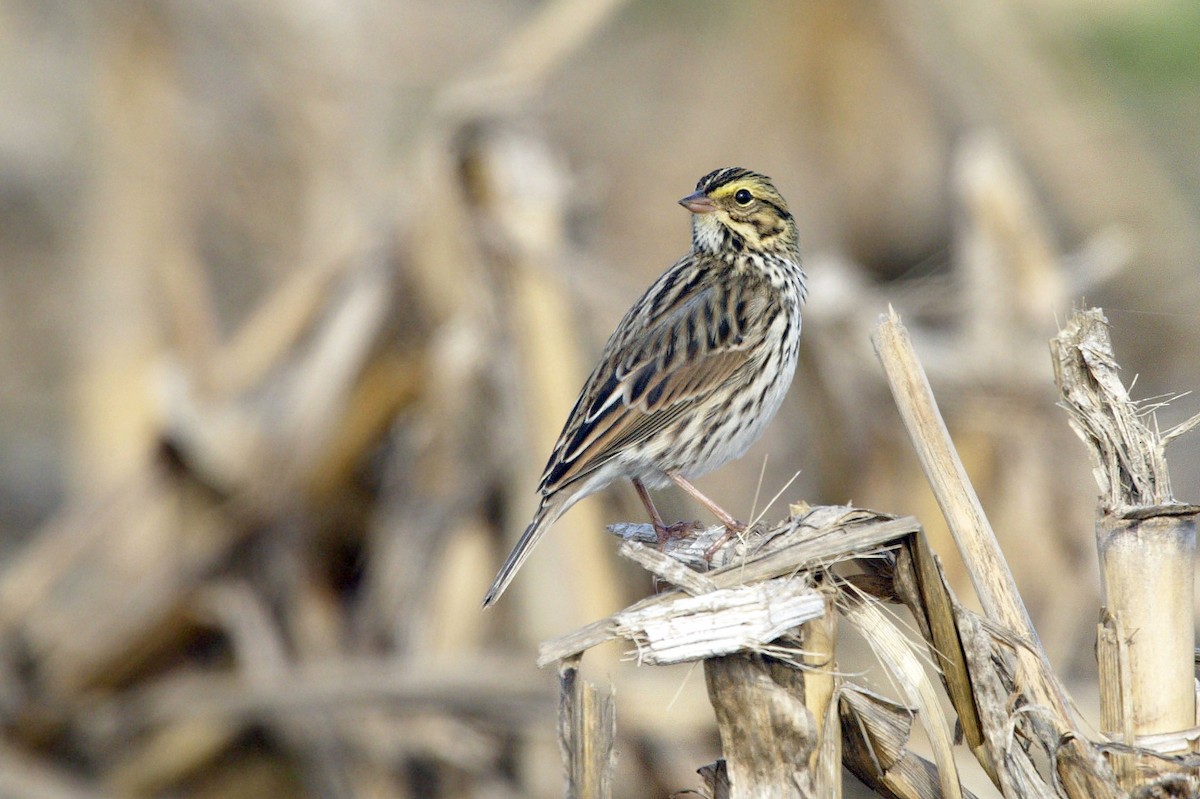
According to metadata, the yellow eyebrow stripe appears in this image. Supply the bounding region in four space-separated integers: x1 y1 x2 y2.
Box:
709 181 752 199
709 173 778 199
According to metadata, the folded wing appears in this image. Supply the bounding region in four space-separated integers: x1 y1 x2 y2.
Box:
538 265 770 494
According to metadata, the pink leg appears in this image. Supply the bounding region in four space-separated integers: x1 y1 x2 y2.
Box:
632 478 667 531
668 474 744 531
632 478 698 550
668 474 745 560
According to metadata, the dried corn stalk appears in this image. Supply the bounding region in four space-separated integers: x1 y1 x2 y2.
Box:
1052 308 1200 789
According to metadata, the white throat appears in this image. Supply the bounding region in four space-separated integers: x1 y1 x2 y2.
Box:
691 215 727 255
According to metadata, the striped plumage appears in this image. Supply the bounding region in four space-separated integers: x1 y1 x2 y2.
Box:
483 167 806 607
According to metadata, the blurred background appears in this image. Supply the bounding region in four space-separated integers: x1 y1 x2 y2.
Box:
1 0 1198 796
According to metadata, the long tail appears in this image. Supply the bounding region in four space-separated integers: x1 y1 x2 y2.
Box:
482 494 566 608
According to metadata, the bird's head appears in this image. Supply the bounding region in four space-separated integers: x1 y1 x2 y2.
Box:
680 167 798 257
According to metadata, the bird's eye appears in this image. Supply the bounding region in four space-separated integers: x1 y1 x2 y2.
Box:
734 188 753 205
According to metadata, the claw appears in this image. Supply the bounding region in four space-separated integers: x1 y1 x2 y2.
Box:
654 519 703 551
703 521 747 563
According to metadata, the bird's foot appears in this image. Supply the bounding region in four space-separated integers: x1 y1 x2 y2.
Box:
654 520 704 551
703 520 747 563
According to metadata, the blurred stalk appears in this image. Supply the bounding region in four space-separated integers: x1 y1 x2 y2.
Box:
73 8 197 489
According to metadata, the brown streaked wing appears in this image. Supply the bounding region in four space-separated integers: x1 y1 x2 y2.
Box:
538 269 765 494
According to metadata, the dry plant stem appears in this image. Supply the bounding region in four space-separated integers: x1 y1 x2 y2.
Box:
98 656 552 735
539 510 917 666
898 536 987 764
902 530 1123 797
1097 516 1196 749
452 0 634 107
616 541 716 595
0 469 243 695
1054 734 1126 799
703 653 818 799
470 126 624 631
871 310 1073 722
610 578 824 666
801 588 840 799
0 743 113 799
957 610 1061 799
840 593 962 799
697 762 732 799
872 310 1042 653
839 688 984 799
1052 308 1199 773
558 657 615 799
703 617 840 799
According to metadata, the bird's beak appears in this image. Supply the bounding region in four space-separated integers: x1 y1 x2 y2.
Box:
679 191 716 214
